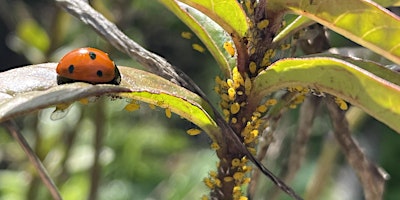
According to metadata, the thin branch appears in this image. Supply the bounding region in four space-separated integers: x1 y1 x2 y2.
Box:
325 96 388 200
2 120 62 200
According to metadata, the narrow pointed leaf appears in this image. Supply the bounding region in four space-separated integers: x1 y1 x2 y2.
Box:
160 0 234 77
178 0 248 37
251 57 400 133
268 0 400 64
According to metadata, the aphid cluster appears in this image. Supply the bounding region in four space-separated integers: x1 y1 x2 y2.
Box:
214 67 251 124
203 157 251 200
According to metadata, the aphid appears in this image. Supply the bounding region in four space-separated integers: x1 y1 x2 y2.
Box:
186 128 202 136
181 31 193 39
165 108 172 118
223 41 235 57
249 61 257 74
192 43 205 53
124 100 140 112
56 47 121 85
228 88 236 100
211 142 220 150
230 102 241 114
256 19 269 30
335 97 348 110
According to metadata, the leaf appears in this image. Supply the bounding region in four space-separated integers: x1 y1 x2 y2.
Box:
118 65 219 138
273 15 314 44
251 57 400 133
160 0 234 77
177 0 248 37
0 63 219 138
268 0 400 64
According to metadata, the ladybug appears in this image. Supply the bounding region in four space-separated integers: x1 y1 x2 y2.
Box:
56 47 121 85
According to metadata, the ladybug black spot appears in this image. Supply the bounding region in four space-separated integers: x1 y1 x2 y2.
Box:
68 65 74 73
89 52 97 60
97 70 103 77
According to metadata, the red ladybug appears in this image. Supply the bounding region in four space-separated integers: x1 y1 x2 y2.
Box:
56 47 121 85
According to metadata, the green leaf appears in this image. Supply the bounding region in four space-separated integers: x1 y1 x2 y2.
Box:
0 63 219 138
268 0 400 64
251 57 400 133
160 0 234 77
273 15 314 44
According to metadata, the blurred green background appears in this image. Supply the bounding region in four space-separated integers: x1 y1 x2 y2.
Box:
0 0 399 200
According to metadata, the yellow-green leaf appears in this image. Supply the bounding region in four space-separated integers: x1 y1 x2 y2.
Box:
251 57 400 133
160 0 237 77
268 0 400 64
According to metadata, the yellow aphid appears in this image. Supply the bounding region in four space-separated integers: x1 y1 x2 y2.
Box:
261 49 275 67
233 186 241 193
224 176 234 182
335 97 348 110
223 41 235 57
201 195 209 200
241 156 248 164
203 177 214 189
265 99 277 106
249 62 257 74
233 172 244 181
244 76 252 95
252 111 261 118
223 109 230 117
250 130 259 137
231 117 238 124
257 19 269 30
192 43 205 53
228 88 236 100
230 102 241 114
237 90 244 95
211 142 220 150
165 108 172 118
227 79 234 88
242 165 252 172
232 67 244 86
186 128 202 136
214 179 222 187
79 98 89 105
257 105 268 113
209 170 218 178
181 31 193 39
239 196 248 200
232 158 241 167
124 101 140 112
